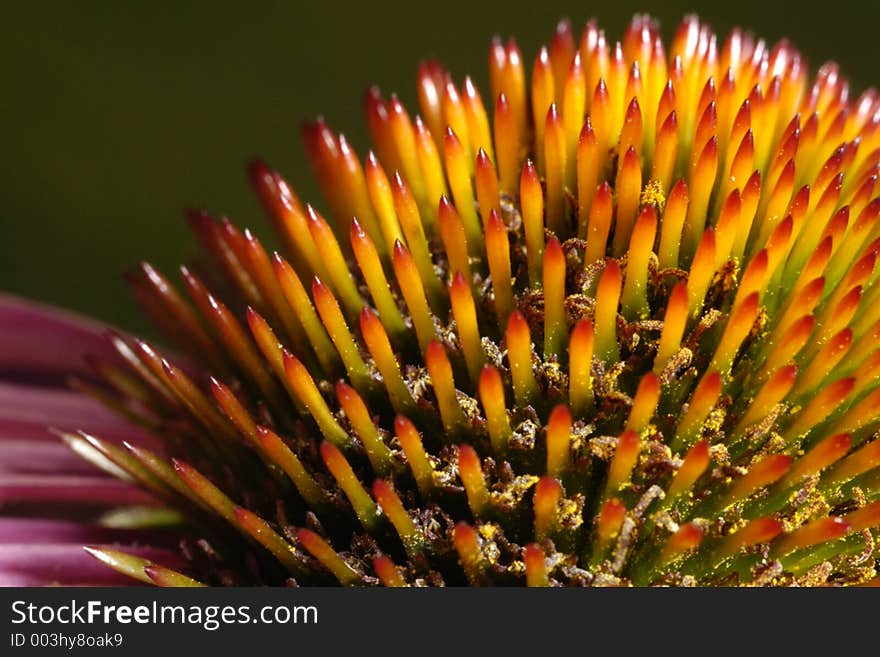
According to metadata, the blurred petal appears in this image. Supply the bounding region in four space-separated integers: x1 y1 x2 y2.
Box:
0 381 157 445
0 544 186 586
0 294 121 384
0 518 178 546
0 439 97 476
0 475 155 506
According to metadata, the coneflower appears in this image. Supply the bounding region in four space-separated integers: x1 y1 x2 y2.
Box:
6 14 880 586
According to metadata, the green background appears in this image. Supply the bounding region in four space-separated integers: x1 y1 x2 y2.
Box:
3 0 878 335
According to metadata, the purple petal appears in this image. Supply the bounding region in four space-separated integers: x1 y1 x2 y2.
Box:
0 439 98 475
0 294 122 383
0 381 160 448
0 544 186 586
0 474 156 506
0 518 180 547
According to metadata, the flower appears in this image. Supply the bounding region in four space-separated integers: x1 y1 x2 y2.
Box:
0 295 188 585
5 14 880 586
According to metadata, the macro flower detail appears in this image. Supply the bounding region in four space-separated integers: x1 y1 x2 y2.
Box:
0 296 188 585
7 14 880 586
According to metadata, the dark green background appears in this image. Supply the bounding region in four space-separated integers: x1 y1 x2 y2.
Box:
3 1 878 335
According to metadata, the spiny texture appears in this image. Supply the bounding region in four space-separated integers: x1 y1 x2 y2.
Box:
74 15 880 586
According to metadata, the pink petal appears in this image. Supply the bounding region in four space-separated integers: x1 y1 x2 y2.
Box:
0 294 122 382
0 544 186 586
0 381 160 447
0 474 156 506
0 439 98 475
0 518 180 547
